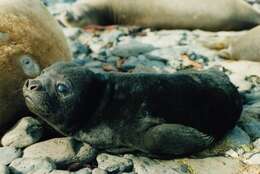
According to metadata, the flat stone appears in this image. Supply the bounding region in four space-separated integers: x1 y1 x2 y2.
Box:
111 40 155 58
1 117 43 148
73 168 92 174
239 165 260 174
199 126 251 156
92 168 108 174
0 147 22 165
216 61 260 91
9 157 56 174
101 30 124 43
245 153 260 165
125 155 188 174
221 127 251 147
253 138 260 149
0 164 9 174
97 153 133 174
179 157 244 174
225 149 239 158
23 137 96 167
50 170 71 174
239 117 260 140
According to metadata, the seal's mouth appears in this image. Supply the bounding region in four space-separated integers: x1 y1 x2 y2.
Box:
24 95 33 103
24 94 38 112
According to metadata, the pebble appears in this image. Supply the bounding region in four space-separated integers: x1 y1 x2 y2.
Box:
50 170 71 174
120 55 166 72
97 153 133 173
217 126 251 148
0 147 22 165
70 41 91 59
111 40 156 58
84 61 103 68
92 168 108 174
23 137 96 167
9 157 56 174
5 1 260 174
63 28 82 40
239 117 260 140
101 30 124 43
1 117 43 148
73 168 92 174
125 154 190 174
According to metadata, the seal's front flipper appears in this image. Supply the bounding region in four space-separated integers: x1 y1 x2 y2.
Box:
218 47 233 60
143 124 214 156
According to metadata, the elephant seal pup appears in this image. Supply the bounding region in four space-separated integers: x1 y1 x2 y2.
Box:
61 0 260 31
23 62 242 156
219 26 260 62
0 0 71 133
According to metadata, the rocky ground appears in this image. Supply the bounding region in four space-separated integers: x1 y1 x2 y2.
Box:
1 0 260 173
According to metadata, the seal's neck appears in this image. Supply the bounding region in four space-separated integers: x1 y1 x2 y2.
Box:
65 72 109 135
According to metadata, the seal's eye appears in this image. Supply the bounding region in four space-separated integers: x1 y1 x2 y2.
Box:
56 83 70 94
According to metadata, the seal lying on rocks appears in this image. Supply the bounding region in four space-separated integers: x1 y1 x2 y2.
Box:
219 26 260 62
23 62 242 156
61 0 260 31
0 0 71 133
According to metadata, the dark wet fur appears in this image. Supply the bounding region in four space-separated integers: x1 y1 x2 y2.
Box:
23 62 242 157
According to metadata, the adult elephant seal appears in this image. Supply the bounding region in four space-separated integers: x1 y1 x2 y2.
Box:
219 26 260 62
61 0 260 31
23 62 242 156
0 0 71 133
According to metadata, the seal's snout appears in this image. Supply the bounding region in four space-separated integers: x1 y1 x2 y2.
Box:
25 79 42 91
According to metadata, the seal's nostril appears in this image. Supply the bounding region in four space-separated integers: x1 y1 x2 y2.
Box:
27 80 42 91
29 85 39 91
25 79 30 88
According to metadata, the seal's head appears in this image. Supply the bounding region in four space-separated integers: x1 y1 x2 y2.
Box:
60 0 111 28
23 62 104 136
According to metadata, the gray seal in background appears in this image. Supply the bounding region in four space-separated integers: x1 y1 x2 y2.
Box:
62 0 260 31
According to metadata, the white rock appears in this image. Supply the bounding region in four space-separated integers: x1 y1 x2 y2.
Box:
253 138 260 149
215 60 260 91
97 153 133 173
0 164 9 174
129 154 247 174
0 147 22 165
9 157 56 174
23 137 96 167
245 153 260 165
1 117 43 148
225 149 239 158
